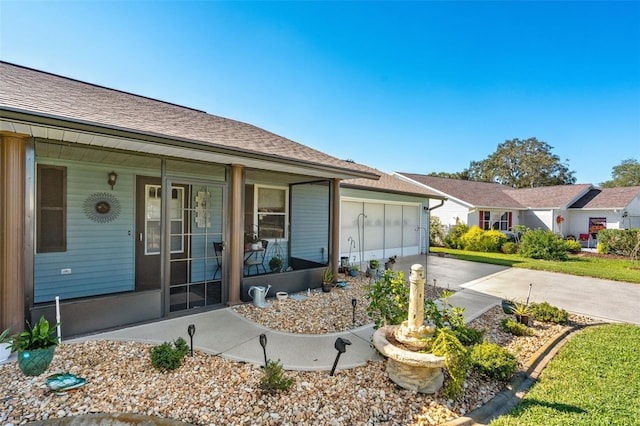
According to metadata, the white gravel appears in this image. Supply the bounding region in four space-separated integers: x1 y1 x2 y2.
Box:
1 272 595 425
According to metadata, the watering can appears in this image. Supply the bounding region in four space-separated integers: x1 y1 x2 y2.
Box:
248 285 271 308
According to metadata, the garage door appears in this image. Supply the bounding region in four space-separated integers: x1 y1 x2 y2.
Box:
340 200 420 265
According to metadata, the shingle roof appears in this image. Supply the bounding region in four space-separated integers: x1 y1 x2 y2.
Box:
395 172 595 209
342 167 445 198
569 186 640 209
396 173 517 207
505 184 593 209
0 62 377 179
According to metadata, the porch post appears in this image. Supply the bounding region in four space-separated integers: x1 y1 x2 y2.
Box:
330 178 341 279
227 164 244 305
0 132 28 333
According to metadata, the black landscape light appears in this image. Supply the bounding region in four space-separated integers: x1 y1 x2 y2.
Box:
259 333 268 368
187 324 196 356
351 298 357 325
330 337 351 376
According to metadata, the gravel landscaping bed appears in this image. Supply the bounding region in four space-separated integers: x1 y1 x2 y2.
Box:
1 272 597 425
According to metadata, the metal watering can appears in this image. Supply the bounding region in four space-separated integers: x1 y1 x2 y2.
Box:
248 285 271 308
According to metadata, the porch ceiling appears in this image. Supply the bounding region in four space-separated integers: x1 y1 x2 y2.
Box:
1 116 375 181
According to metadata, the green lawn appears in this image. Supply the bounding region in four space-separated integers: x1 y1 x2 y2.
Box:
430 248 640 284
489 324 640 426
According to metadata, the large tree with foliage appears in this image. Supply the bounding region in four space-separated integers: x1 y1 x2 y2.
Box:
427 170 471 180
466 137 576 188
600 158 640 187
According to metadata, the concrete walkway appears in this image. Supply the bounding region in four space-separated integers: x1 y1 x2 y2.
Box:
66 255 640 373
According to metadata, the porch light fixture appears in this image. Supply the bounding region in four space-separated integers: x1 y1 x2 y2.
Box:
108 171 118 190
187 324 196 356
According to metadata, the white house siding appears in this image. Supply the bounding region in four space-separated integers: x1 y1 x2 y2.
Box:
522 210 553 232
432 199 471 227
623 195 640 229
340 188 427 263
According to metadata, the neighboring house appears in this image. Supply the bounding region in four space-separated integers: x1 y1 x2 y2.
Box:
394 173 640 245
0 62 382 336
340 168 446 267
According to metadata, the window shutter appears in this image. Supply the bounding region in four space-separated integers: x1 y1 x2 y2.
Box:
37 165 67 252
508 212 512 231
479 210 484 229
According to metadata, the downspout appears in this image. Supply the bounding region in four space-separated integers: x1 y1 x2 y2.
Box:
424 199 446 254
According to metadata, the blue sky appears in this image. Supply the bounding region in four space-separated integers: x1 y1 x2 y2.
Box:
1 1 638 185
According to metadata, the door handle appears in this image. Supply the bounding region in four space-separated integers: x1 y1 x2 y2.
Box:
139 233 143 242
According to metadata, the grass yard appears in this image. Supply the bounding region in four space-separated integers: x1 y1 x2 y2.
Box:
430 247 640 284
489 324 640 426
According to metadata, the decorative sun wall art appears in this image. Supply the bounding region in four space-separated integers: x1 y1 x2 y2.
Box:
83 192 121 223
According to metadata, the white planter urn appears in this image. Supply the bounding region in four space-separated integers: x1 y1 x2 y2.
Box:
0 342 12 362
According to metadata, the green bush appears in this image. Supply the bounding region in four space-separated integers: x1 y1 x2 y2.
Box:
500 318 533 336
530 302 569 324
430 215 446 247
597 229 639 256
452 326 485 346
460 226 506 252
444 218 468 249
432 328 470 399
519 229 568 261
365 270 409 328
470 341 517 380
501 241 518 254
260 359 294 393
150 337 189 371
564 239 583 254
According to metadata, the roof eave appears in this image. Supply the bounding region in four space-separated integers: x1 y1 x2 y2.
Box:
0 107 380 181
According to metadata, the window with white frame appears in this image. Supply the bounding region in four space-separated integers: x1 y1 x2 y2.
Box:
480 210 511 231
255 185 288 239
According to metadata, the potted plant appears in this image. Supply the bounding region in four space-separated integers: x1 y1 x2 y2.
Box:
321 266 334 292
512 302 531 325
269 256 282 273
11 316 59 376
349 264 360 277
501 299 516 315
0 327 12 362
384 255 397 270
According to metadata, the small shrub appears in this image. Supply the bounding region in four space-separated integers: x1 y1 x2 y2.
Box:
470 341 517 380
519 229 568 261
597 229 639 256
150 337 189 371
444 218 468 249
500 318 533 336
460 226 506 252
365 270 409 328
260 359 294 393
452 326 485 346
501 241 518 254
564 239 582 254
430 215 446 247
431 328 470 399
530 302 569 324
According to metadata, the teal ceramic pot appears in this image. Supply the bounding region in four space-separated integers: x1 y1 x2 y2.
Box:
18 347 55 376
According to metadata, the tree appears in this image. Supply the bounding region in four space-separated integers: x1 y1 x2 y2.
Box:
466 138 576 188
427 170 471 180
600 158 640 187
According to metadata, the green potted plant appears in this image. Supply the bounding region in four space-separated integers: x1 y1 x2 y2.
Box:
269 256 283 273
321 266 334 292
349 264 360 277
501 298 516 315
11 316 59 376
512 302 531 325
0 327 13 362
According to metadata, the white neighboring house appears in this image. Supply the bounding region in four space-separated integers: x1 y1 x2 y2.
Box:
394 173 640 246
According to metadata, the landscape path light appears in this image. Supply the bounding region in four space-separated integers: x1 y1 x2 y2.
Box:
330 337 351 376
259 333 268 368
187 324 196 357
